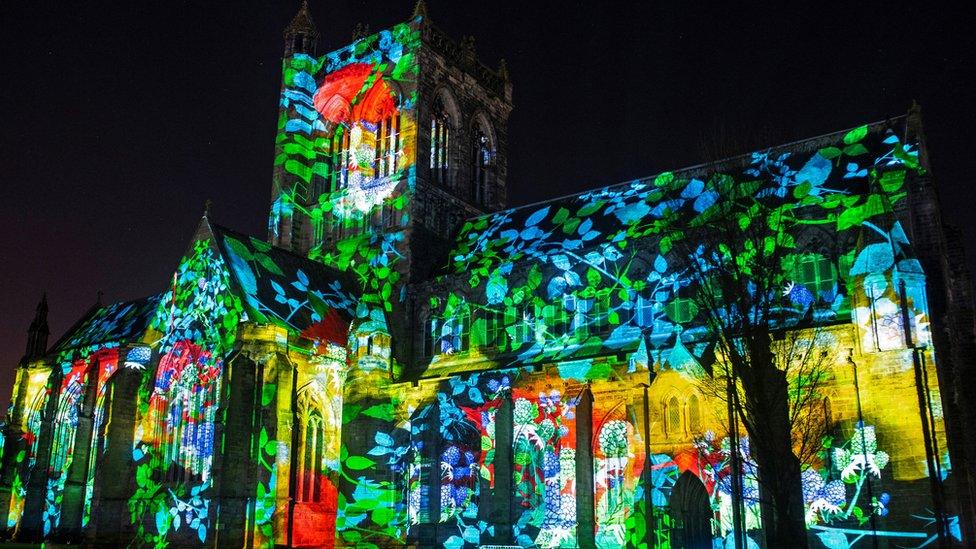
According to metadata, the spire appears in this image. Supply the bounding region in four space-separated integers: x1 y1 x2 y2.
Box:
284 0 319 56
412 0 428 19
25 293 49 359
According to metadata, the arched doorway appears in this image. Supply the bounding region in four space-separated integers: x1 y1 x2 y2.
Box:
670 470 713 549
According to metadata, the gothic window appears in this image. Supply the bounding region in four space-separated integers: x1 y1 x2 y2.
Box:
688 394 702 434
375 114 400 178
480 309 506 349
665 298 698 325
423 316 436 357
430 98 451 187
25 387 46 466
298 410 327 502
792 254 836 297
436 308 470 354
634 293 657 328
331 126 351 191
665 395 682 437
472 130 492 206
49 376 84 484
590 290 612 335
154 341 221 485
507 306 534 346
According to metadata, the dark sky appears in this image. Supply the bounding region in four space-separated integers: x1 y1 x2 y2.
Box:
1 1 974 410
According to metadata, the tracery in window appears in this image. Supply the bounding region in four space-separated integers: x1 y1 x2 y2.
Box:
666 395 682 437
331 126 351 191
430 98 452 187
374 114 400 178
151 340 222 484
688 393 702 434
436 307 470 354
472 130 492 206
298 409 327 502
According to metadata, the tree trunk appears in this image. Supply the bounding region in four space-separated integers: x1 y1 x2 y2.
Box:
738 339 808 548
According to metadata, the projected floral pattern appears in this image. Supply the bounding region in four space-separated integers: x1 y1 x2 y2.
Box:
128 237 243 546
0 31 958 549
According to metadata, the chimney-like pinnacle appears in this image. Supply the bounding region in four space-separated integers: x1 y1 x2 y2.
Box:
413 0 428 19
285 0 319 56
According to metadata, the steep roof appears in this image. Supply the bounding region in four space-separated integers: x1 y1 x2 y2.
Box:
49 294 162 357
446 117 919 279
209 223 359 334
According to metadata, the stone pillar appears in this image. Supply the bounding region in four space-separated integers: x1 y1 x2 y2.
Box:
18 367 63 541
490 389 514 544
85 362 143 546
412 398 439 546
213 350 260 548
274 353 295 546
0 365 33 534
575 384 595 548
58 357 102 540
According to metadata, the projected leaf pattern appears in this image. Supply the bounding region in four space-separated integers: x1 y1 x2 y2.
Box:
128 238 243 547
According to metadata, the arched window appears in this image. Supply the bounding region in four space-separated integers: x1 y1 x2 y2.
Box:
665 395 682 437
423 315 436 357
153 341 221 485
374 114 400 178
49 376 84 485
472 130 492 205
436 307 470 354
298 409 327 502
791 253 836 298
331 126 351 191
430 98 451 187
688 394 702 434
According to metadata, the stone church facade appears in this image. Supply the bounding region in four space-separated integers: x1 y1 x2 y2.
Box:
2 3 975 548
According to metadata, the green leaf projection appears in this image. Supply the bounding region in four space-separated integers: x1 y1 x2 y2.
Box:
0 8 964 549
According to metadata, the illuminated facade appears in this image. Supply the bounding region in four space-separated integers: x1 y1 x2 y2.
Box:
2 3 975 548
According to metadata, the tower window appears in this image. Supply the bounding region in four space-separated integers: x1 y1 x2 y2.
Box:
430 100 451 187
375 114 400 178
331 126 351 191
472 131 492 206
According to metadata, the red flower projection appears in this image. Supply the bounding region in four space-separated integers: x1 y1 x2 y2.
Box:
313 63 396 124
301 308 350 351
292 475 338 548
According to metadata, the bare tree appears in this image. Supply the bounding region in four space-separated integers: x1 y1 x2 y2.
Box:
678 176 826 548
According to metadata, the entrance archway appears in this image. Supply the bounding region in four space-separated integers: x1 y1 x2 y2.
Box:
670 470 712 549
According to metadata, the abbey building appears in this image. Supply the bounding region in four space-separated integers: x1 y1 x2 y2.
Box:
2 2 975 548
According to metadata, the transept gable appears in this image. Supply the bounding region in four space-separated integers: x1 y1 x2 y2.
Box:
210 223 358 346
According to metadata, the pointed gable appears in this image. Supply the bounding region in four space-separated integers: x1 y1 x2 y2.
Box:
209 224 358 338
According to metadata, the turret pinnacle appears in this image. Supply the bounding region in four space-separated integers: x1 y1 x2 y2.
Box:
413 0 428 19
25 293 49 359
284 0 319 56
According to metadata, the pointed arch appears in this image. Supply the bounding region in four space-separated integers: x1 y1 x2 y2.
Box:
469 112 496 207
429 87 460 188
670 470 713 548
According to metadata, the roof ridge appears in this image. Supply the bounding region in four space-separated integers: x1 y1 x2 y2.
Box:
470 115 909 223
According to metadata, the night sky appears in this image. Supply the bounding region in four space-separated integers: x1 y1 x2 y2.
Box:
1 1 974 410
